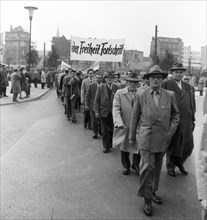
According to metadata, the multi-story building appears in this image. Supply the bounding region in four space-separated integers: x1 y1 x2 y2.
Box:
150 36 183 62
3 26 29 66
201 46 207 71
182 45 201 73
51 35 70 63
0 33 4 63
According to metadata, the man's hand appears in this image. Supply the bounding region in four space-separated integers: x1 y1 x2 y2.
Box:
201 200 207 210
129 139 134 144
95 113 100 118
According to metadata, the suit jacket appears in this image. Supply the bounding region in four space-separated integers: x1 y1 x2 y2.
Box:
85 83 99 111
129 88 180 153
112 87 139 153
162 79 195 158
94 83 120 118
81 77 94 104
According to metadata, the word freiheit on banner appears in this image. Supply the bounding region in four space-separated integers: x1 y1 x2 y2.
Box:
72 41 124 56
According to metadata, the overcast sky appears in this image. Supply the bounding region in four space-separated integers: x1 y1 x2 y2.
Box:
1 0 206 56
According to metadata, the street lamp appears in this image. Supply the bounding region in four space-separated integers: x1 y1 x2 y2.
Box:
24 6 38 70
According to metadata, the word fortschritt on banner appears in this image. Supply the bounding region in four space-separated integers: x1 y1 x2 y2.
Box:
71 36 125 62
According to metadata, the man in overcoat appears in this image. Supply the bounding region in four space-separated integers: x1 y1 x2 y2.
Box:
85 74 102 139
129 65 179 216
81 69 95 129
162 63 196 177
11 68 21 102
94 71 120 153
112 72 141 175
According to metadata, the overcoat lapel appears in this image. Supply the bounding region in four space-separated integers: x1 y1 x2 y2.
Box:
156 89 167 117
172 79 182 95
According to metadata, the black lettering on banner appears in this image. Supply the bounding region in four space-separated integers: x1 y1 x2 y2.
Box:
72 40 124 56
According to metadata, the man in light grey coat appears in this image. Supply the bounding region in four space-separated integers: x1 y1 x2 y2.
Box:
113 72 141 175
129 65 179 217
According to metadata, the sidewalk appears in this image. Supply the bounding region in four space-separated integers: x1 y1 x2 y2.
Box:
0 81 51 106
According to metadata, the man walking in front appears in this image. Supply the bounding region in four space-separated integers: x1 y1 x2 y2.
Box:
129 65 179 216
162 63 196 177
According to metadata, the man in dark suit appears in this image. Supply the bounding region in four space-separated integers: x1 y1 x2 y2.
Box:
94 71 120 153
162 63 196 177
85 74 102 139
129 65 179 216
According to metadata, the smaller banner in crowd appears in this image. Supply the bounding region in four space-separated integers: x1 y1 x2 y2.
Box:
60 60 71 70
70 36 125 62
88 61 99 71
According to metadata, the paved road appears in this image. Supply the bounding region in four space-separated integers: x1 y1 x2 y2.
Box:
0 89 204 219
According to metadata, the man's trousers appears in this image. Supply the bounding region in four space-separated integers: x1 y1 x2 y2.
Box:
100 112 113 150
138 151 165 200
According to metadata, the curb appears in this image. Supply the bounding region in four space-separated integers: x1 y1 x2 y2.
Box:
0 88 52 106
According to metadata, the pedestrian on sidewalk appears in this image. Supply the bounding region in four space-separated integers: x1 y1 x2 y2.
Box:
129 65 179 217
41 68 46 89
113 72 141 176
0 64 9 97
196 86 207 220
19 67 29 98
10 68 21 102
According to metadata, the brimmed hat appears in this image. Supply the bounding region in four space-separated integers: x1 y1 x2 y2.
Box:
125 72 142 82
170 63 186 72
105 71 115 78
20 67 25 71
144 65 168 79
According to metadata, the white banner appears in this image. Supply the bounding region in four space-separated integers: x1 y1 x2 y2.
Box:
70 36 125 62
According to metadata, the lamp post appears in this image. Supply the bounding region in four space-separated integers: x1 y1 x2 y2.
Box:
24 6 38 70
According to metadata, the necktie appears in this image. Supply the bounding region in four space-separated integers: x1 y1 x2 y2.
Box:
153 91 159 107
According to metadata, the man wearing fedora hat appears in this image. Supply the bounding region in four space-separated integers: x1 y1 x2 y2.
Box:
94 71 120 153
113 72 142 175
162 63 196 177
129 65 179 216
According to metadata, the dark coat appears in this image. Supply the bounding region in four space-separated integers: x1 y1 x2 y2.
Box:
85 83 99 111
162 79 195 158
94 83 120 117
129 88 180 153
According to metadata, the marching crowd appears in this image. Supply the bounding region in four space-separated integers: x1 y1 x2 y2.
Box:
55 63 206 219
0 62 206 219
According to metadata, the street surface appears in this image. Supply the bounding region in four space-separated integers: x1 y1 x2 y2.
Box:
0 88 204 219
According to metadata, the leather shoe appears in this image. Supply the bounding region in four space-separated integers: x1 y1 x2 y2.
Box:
93 134 98 139
167 170 176 177
177 164 188 175
131 164 140 175
103 149 110 153
152 193 162 205
143 199 152 216
122 168 130 175
72 119 77 123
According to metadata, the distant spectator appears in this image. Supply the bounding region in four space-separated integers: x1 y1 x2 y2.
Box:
0 64 9 97
11 68 21 102
41 69 46 89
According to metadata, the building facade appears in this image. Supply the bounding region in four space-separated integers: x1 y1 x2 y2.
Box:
150 36 183 62
201 46 207 71
51 35 70 63
182 45 202 73
0 33 4 63
3 26 29 66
